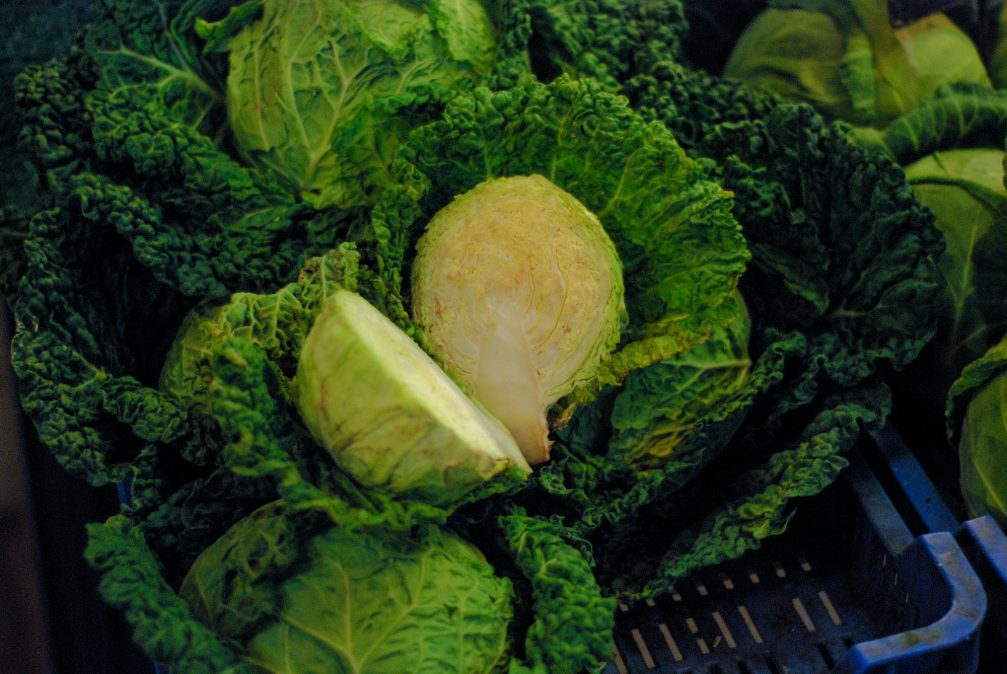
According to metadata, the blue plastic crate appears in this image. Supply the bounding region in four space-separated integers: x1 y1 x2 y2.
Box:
603 445 987 674
865 427 1007 672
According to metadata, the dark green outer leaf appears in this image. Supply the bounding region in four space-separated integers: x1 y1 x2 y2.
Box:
158 243 365 412
607 292 752 470
553 330 810 539
12 196 193 485
85 515 253 673
625 60 780 150
14 58 96 195
85 81 360 299
500 509 615 674
84 0 228 133
626 30 968 396
702 104 943 386
519 0 686 89
607 384 889 598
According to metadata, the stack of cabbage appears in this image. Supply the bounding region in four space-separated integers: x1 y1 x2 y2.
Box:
5 1 949 672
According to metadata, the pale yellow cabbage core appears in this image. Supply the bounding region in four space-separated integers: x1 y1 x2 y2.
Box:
412 175 625 464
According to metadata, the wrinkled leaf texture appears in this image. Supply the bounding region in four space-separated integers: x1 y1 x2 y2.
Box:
380 75 749 415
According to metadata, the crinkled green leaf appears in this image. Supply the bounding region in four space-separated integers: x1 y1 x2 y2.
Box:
204 334 462 530
519 0 685 89
84 81 363 299
12 197 193 485
85 515 253 673
83 0 227 134
386 76 748 417
14 57 96 196
11 43 374 487
700 104 942 386
605 384 889 598
608 291 751 470
20 7 362 304
499 508 614 674
159 244 364 413
540 329 809 536
0 0 91 212
625 60 780 150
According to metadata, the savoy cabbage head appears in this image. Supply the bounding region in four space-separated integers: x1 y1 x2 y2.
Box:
201 0 500 209
723 0 990 127
180 501 516 674
4 0 952 668
948 333 1007 528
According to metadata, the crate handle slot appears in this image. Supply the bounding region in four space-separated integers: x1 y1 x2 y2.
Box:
834 532 985 673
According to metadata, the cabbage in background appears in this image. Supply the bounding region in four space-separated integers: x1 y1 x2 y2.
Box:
852 85 1007 432
723 0 990 127
948 332 1007 527
904 148 1007 378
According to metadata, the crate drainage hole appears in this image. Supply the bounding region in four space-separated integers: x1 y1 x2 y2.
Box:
737 605 763 643
658 623 684 661
818 590 843 625
816 641 836 668
630 628 656 669
792 597 817 632
610 645 628 674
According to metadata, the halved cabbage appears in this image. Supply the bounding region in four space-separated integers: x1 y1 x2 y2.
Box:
294 289 530 504
411 175 627 464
